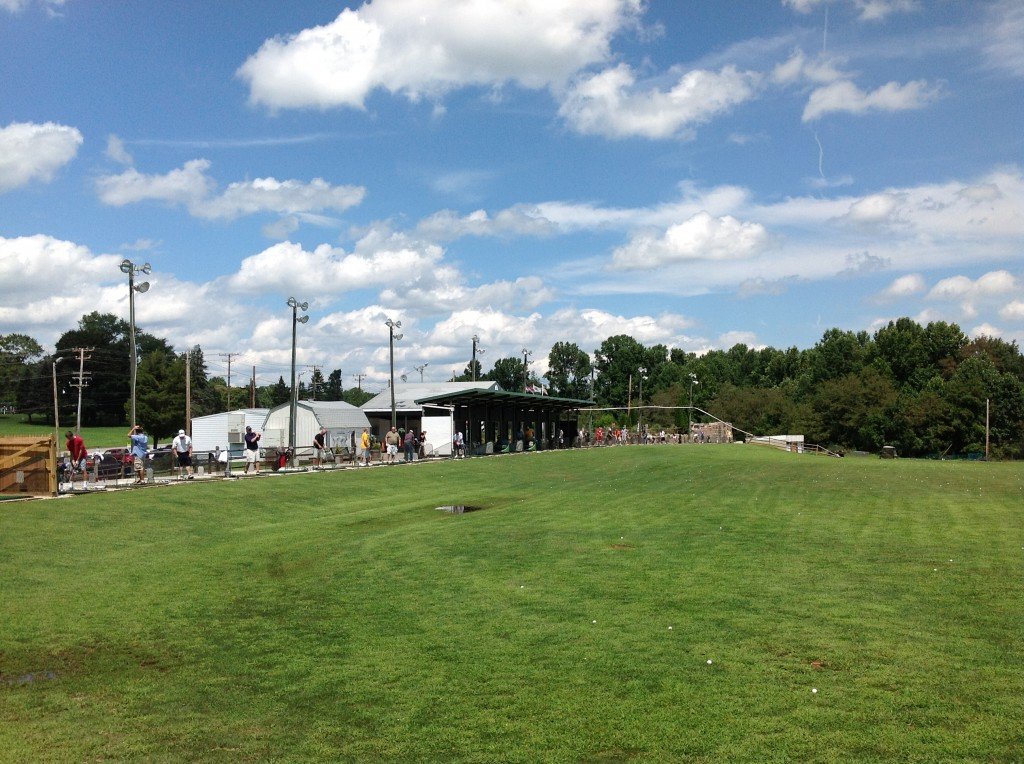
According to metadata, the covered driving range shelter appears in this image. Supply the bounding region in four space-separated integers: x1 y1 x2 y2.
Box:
413 388 594 456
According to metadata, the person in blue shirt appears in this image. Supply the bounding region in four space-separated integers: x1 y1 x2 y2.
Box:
128 424 148 484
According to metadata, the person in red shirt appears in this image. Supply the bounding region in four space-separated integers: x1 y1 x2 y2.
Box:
65 430 88 487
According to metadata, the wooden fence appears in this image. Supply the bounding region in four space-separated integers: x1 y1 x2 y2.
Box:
0 436 57 497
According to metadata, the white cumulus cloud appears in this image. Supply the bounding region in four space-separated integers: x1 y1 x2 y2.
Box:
96 159 365 221
237 0 641 110
982 0 1024 79
0 121 83 192
611 212 769 270
878 273 925 300
559 63 759 139
783 0 917 22
802 79 939 121
105 134 133 165
227 234 444 296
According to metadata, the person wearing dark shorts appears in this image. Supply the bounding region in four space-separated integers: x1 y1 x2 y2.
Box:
171 429 194 480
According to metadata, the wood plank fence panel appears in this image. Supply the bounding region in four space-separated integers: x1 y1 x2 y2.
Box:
0 436 57 497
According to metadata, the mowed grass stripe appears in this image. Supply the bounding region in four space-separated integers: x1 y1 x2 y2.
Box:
1 446 1022 761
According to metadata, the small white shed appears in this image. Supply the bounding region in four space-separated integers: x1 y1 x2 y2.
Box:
262 400 371 455
190 408 269 455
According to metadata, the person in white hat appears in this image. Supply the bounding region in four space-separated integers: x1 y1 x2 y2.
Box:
171 428 194 480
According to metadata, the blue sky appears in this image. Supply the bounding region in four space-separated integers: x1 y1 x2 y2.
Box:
1 0 1022 389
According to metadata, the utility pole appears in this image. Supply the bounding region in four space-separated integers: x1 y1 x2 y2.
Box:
185 348 192 435
70 347 93 433
218 352 237 412
309 365 320 400
353 372 366 391
250 366 256 408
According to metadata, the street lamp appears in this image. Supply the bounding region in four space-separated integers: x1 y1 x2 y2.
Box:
637 366 647 441
287 297 309 467
471 334 485 382
688 373 699 442
414 363 429 382
386 318 403 429
522 347 532 392
119 259 150 427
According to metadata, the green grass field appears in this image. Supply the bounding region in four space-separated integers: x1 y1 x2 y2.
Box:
0 414 128 449
1 446 1022 762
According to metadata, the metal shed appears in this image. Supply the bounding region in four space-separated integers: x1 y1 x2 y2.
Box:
190 408 269 456
262 400 371 456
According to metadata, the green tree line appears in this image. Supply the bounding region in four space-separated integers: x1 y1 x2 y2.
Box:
4 314 1022 456
1 312 371 445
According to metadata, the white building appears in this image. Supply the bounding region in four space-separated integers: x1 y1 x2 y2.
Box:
190 408 269 456
361 381 501 457
262 400 372 456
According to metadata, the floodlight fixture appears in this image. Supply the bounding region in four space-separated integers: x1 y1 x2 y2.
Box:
119 259 152 426
287 296 309 466
471 334 486 381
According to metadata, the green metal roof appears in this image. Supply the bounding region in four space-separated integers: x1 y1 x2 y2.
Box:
414 388 593 410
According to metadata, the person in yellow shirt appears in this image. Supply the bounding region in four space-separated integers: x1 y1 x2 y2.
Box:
360 427 371 466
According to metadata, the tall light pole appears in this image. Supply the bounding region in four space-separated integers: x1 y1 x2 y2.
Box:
471 335 485 382
287 297 309 467
385 318 403 429
637 366 647 440
119 259 150 427
52 355 65 447
522 348 532 392
688 373 699 442
414 363 428 382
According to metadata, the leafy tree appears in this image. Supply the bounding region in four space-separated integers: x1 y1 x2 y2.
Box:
258 376 291 408
309 368 325 399
53 312 172 427
871 318 928 388
460 359 484 382
923 321 967 378
135 350 186 444
16 357 52 422
808 367 898 450
343 386 374 407
961 335 1024 378
324 369 344 400
593 334 647 406
485 356 527 391
709 383 801 437
805 328 869 384
546 342 592 399
186 346 219 418
0 333 44 410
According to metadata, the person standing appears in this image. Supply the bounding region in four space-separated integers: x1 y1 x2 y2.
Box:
360 427 371 466
313 426 328 467
171 428 194 480
128 425 148 484
243 425 261 474
384 426 400 464
403 427 415 462
418 430 427 460
453 430 464 459
65 430 88 487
